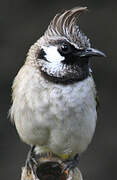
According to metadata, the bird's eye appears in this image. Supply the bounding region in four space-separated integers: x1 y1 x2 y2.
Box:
61 43 69 51
59 43 71 54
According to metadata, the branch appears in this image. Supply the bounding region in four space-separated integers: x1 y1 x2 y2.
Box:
21 155 83 180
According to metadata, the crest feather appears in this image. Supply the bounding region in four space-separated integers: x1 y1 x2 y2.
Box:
44 7 90 48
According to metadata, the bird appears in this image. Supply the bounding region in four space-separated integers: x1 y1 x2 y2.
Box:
10 7 105 173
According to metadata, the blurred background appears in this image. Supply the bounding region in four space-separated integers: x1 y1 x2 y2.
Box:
0 0 116 179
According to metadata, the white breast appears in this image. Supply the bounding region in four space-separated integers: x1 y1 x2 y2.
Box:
10 64 97 157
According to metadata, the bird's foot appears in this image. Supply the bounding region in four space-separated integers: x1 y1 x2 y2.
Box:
26 145 38 178
63 154 80 173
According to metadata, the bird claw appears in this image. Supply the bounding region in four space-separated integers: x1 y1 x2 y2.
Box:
26 146 38 178
62 154 80 173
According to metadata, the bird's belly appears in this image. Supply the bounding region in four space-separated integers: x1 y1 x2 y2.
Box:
13 74 97 156
48 101 97 156
45 78 97 156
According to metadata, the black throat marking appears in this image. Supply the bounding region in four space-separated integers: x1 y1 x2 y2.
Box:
39 58 90 85
40 69 90 85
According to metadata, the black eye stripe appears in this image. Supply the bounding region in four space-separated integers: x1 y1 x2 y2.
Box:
58 41 84 56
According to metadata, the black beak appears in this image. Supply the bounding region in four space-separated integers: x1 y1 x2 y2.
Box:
78 48 106 58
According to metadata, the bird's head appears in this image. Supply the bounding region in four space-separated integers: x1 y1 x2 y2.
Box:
27 7 105 84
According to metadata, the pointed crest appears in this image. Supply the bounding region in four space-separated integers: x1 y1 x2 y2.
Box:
44 7 90 48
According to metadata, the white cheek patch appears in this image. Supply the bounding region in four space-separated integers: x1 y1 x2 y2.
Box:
42 46 65 62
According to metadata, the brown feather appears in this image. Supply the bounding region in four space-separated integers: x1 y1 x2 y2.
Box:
44 7 90 48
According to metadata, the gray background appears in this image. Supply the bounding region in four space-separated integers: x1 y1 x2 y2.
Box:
1 0 116 180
